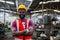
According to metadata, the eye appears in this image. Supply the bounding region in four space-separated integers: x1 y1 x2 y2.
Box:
19 12 22 13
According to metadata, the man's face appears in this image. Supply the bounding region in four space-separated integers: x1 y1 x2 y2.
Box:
18 9 26 19
18 9 26 14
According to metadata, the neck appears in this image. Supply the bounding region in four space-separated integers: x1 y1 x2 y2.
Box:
21 18 25 20
19 17 25 20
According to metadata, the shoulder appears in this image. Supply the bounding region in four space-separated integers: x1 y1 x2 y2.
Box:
27 19 33 22
13 20 16 23
12 19 18 23
27 19 33 24
28 19 34 27
12 20 16 25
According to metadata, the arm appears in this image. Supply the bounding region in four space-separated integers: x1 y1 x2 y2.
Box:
11 20 17 35
11 20 16 32
26 20 34 35
29 20 34 32
11 20 26 35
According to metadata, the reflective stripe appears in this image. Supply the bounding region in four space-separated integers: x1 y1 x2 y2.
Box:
26 39 32 40
26 19 29 31
27 19 29 28
15 38 23 40
15 38 32 40
16 20 19 32
16 19 29 32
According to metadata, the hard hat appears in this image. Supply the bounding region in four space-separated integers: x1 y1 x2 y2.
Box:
18 4 26 10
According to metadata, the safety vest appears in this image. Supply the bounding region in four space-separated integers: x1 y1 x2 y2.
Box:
17 19 29 32
14 19 29 38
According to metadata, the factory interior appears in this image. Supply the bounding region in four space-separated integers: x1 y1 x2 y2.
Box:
0 0 60 40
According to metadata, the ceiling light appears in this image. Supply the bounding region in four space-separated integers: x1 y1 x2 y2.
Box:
0 9 4 11
31 11 39 13
39 9 46 12
39 0 59 4
0 0 5 2
47 1 57 3
0 0 14 4
0 9 16 13
32 14 38 16
57 17 60 19
39 2 42 4
6 1 14 4
54 10 60 13
54 10 58 12
55 0 59 2
38 16 42 18
39 2 49 4
26 0 33 1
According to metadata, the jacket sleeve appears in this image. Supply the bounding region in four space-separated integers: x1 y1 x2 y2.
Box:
11 20 17 31
28 20 34 30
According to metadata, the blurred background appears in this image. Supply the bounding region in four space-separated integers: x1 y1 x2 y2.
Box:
0 0 60 40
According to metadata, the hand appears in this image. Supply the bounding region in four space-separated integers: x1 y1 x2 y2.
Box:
25 29 30 34
26 29 29 32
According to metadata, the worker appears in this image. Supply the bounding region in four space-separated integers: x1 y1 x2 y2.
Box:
11 4 34 40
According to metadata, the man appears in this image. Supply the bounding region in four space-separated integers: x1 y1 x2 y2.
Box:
11 4 34 40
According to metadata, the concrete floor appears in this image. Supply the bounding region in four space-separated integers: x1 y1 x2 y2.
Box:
0 32 60 40
4 32 14 40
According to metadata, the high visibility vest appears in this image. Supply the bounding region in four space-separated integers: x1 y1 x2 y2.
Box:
14 19 29 38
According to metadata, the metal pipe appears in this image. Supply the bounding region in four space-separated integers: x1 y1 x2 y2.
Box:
16 0 18 12
4 0 6 24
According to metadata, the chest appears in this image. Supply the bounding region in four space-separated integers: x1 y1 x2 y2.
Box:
22 22 26 28
16 19 29 30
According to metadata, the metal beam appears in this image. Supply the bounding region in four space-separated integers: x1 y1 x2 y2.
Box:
0 9 16 14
